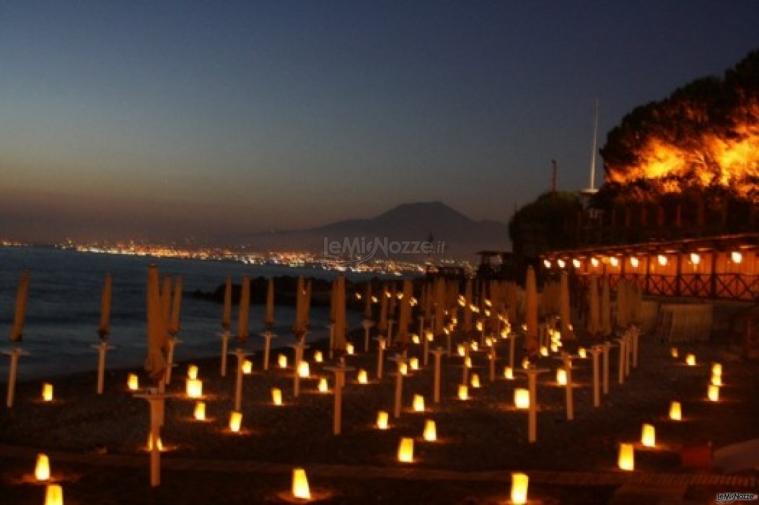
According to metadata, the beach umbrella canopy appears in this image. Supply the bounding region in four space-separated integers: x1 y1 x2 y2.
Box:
396 279 413 345
525 266 539 354
586 275 601 337
363 282 373 320
377 285 389 332
237 276 251 342
265 277 275 328
144 265 167 382
559 271 573 339
98 273 112 340
601 276 612 336
222 276 232 330
169 276 183 336
8 270 30 343
332 275 347 351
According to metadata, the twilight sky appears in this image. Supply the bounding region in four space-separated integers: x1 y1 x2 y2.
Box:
1 0 757 244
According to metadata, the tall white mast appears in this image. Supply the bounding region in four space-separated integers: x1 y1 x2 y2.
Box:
588 99 599 192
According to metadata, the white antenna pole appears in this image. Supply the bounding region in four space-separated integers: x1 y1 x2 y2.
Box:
589 99 599 190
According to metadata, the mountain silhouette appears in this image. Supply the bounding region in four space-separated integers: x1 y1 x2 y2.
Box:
245 201 509 260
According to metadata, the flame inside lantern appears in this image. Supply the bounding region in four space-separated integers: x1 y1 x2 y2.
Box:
35 453 51 481
510 472 529 505
291 467 311 500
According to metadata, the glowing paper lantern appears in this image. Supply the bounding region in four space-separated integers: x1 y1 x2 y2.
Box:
670 347 679 359
186 379 203 399
617 443 635 471
685 354 696 366
578 347 587 359
193 401 206 421
127 373 139 391
669 401 682 421
470 373 481 389
346 343 355 355
707 384 720 402
397 437 414 463
503 366 514 380
399 362 409 376
464 357 472 369
521 357 530 370
711 363 722 377
278 354 288 369
229 411 243 432
44 484 63 505
42 383 54 402
376 410 389 430
313 350 323 363
514 388 530 409
470 341 479 352
357 369 368 384
711 373 722 387
543 259 551 269
690 252 701 265
242 359 253 375
557 258 566 268
411 334 421 345
187 364 199 380
731 251 743 264
556 368 567 386
423 419 437 441
657 254 668 266
572 258 581 269
630 256 640 268
409 357 419 371
412 394 425 412
539 346 549 357
298 361 310 378
456 344 465 357
550 342 559 353
291 468 311 500
610 256 619 268
318 377 329 393
641 423 656 448
458 384 469 401
510 472 529 505
591 257 600 268
34 453 50 481
271 387 283 406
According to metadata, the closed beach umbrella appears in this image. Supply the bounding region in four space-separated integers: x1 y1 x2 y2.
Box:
144 265 167 382
463 279 473 332
601 276 612 336
8 270 30 343
433 277 446 335
169 277 182 336
333 275 347 351
559 271 573 339
363 282 373 320
525 266 539 354
98 273 112 340
265 277 275 328
377 284 389 332
396 279 412 345
237 276 251 342
587 275 601 337
222 276 232 330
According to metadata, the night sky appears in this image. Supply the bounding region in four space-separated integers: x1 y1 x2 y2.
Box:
1 0 757 243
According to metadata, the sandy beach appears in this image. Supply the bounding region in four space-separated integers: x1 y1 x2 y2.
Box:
2 327 757 504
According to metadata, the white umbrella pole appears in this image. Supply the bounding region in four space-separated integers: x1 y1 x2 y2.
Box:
393 364 404 418
149 397 162 487
527 369 539 443
4 348 23 408
362 320 373 353
563 354 574 421
220 330 230 377
616 338 625 385
293 342 304 398
94 342 114 395
376 337 386 379
602 343 611 395
233 348 248 411
591 346 602 407
263 331 272 371
333 372 344 435
432 348 444 403
423 330 430 367
165 337 178 384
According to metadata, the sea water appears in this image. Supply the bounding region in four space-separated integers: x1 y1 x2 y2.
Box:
0 247 378 380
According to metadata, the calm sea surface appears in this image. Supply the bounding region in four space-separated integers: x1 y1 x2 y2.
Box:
0 247 381 380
